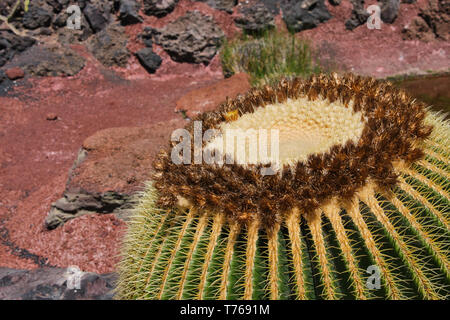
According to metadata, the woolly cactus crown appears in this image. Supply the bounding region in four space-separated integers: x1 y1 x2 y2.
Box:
117 73 449 300
153 73 433 228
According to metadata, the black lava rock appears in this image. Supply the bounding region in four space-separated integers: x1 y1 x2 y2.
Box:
329 0 341 5
281 0 331 32
83 0 112 33
135 48 162 73
0 70 14 96
195 0 237 13
380 0 400 23
260 0 281 14
143 0 179 17
86 24 130 67
23 6 53 30
0 31 36 67
345 0 369 30
119 0 143 25
0 268 117 300
235 2 275 34
152 11 224 64
140 27 154 47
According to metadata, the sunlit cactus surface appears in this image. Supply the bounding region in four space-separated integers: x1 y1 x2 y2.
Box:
116 74 449 300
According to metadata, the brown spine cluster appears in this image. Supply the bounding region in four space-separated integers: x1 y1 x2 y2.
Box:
153 73 433 229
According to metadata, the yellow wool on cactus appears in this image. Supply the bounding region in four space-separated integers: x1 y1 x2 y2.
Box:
116 73 449 300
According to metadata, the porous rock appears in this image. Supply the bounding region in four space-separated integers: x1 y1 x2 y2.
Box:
345 0 370 30
143 0 179 17
87 24 130 67
419 0 449 41
3 44 85 77
0 31 36 67
281 0 331 32
195 0 237 13
82 0 113 33
22 1 53 30
0 267 116 300
234 0 275 33
153 11 224 64
379 0 400 24
152 11 225 64
402 0 449 41
45 119 186 229
118 0 143 25
135 47 162 73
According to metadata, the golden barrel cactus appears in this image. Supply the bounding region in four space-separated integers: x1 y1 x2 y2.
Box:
116 73 449 300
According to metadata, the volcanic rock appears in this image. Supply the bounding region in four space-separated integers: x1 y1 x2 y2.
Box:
402 16 435 41
195 0 237 13
0 70 14 95
87 24 130 67
45 0 66 13
45 119 186 229
152 11 225 64
4 44 85 77
402 0 449 41
143 0 179 17
22 2 53 30
118 0 143 25
82 0 113 33
140 27 154 47
0 31 36 67
175 73 251 118
0 267 116 300
345 0 370 30
56 12 94 43
419 0 450 41
0 0 16 16
379 0 400 24
234 0 275 34
259 0 281 14
135 48 162 73
281 0 331 32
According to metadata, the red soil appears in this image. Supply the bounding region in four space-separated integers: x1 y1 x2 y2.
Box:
0 44 223 273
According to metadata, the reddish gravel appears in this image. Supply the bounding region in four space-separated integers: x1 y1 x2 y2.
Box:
0 44 223 273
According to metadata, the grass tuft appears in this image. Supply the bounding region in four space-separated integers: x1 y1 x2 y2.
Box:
220 30 321 86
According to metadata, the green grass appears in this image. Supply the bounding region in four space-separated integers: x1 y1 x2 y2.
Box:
220 30 321 86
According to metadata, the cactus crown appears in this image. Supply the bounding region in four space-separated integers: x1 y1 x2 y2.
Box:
153 73 432 229
117 74 449 300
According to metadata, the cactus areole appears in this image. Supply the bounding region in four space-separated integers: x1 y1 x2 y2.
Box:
118 73 449 300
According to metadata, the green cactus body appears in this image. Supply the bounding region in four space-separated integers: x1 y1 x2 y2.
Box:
116 74 449 300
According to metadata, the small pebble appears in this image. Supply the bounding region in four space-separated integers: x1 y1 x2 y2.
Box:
46 113 58 121
5 67 25 81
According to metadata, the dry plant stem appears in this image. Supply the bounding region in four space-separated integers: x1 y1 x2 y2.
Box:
0 15 24 37
0 0 22 34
